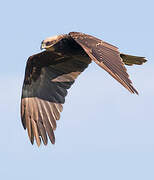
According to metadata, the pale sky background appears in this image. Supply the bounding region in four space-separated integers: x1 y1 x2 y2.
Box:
0 0 154 179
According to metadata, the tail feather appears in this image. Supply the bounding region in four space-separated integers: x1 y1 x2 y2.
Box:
120 54 147 66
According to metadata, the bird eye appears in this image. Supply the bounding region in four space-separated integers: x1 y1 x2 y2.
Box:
46 41 51 46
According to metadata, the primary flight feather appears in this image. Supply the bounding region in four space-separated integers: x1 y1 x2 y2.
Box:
21 32 147 146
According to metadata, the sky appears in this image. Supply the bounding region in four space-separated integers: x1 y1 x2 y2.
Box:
0 0 154 179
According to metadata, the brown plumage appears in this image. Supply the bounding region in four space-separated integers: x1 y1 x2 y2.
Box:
21 32 147 146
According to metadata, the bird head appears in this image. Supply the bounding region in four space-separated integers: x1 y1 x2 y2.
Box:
40 35 64 51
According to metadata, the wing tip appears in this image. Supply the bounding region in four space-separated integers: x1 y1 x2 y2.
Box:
131 89 139 95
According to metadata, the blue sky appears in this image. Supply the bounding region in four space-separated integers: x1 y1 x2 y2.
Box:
0 0 154 179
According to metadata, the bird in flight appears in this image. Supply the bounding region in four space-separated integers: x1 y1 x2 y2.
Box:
21 32 147 146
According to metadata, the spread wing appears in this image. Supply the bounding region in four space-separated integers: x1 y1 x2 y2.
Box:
69 32 138 94
21 51 90 146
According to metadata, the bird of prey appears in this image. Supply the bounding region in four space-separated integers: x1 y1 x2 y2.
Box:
21 32 147 146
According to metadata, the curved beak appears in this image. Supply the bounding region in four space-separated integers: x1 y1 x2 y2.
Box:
40 41 45 50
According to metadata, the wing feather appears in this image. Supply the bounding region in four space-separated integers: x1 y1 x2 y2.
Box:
51 103 61 120
31 120 41 146
24 98 33 141
37 121 48 145
43 116 55 144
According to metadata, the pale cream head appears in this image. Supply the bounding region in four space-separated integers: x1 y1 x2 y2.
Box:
41 35 64 50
